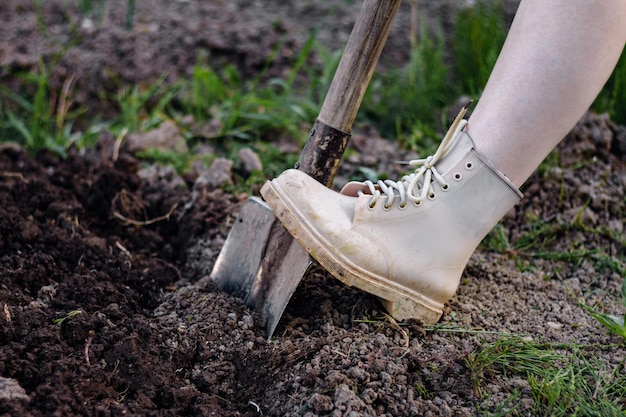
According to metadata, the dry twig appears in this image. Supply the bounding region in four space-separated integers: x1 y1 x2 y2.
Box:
0 171 27 182
112 202 178 226
84 330 95 366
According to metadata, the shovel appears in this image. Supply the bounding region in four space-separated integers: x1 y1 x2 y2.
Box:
211 0 402 338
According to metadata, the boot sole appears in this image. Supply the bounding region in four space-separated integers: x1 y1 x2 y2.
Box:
260 179 443 324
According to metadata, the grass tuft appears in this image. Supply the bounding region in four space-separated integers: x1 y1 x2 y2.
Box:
593 49 626 125
0 59 85 156
467 336 626 416
361 20 451 151
452 1 507 98
580 277 626 341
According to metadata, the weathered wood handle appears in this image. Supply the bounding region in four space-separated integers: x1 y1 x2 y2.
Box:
295 0 402 187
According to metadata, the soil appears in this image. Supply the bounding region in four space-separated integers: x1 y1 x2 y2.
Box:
1 1 625 416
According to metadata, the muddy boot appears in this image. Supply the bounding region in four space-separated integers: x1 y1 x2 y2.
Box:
260 108 523 323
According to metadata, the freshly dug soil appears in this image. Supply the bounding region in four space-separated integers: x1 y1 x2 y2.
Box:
1 1 625 416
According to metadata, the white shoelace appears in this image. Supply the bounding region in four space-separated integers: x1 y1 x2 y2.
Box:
359 106 469 209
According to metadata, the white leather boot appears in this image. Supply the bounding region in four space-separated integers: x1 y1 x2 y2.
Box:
260 108 523 323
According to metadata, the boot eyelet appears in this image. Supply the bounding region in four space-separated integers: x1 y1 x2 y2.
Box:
453 172 462 181
441 183 449 191
465 161 474 170
428 193 436 200
383 203 392 211
368 201 376 210
398 202 407 209
413 200 422 207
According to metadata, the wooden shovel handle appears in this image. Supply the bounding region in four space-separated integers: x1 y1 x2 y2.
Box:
296 0 402 187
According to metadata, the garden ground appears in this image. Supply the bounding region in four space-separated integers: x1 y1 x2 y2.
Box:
1 1 625 415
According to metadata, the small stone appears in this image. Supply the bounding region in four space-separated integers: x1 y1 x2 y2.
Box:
126 120 188 153
0 377 29 401
3 304 10 322
205 158 233 187
307 393 333 412
238 148 263 175
546 321 563 330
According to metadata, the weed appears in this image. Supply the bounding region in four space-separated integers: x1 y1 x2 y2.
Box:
0 59 84 156
466 336 564 396
76 0 135 30
125 0 135 30
593 48 626 125
467 336 626 416
414 383 432 400
178 38 318 147
78 0 108 24
480 223 511 253
581 277 626 340
512 219 568 253
114 75 176 134
185 64 231 124
361 20 451 149
453 1 507 98
53 309 82 325
301 42 342 108
527 349 626 416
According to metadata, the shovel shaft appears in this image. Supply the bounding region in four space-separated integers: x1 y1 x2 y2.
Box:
296 0 402 187
295 120 350 187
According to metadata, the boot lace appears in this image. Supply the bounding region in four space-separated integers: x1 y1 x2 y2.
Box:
360 107 469 209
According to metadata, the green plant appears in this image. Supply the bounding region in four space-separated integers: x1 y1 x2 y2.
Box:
184 64 232 124
76 0 135 29
582 277 626 340
452 1 507 98
361 21 451 148
477 390 522 417
53 309 82 325
480 223 511 253
526 349 626 416
593 48 626 125
466 336 564 396
0 60 84 156
178 34 319 146
301 42 342 109
467 337 626 416
126 0 135 30
114 75 177 134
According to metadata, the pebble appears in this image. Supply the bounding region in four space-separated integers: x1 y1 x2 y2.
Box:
0 377 29 401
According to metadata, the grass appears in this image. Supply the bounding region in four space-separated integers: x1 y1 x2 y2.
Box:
0 59 85 157
481 207 626 275
53 309 82 325
361 18 452 151
76 0 136 29
452 1 507 99
113 76 177 134
466 336 626 416
580 277 626 340
593 48 626 125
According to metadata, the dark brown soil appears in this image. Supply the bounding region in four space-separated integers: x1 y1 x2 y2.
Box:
1 1 625 416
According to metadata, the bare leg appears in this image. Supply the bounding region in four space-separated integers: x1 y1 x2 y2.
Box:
468 0 626 187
